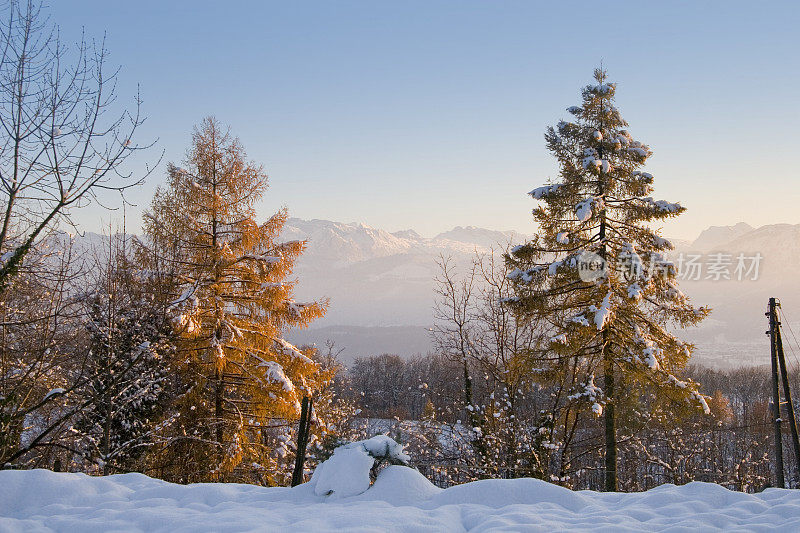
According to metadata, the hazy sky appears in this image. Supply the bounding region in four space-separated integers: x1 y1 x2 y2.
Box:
50 1 799 241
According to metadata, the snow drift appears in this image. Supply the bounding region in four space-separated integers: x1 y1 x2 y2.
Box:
2 436 798 531
3 467 800 531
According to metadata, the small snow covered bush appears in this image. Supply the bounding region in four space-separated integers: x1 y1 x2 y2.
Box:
361 434 411 466
309 435 411 498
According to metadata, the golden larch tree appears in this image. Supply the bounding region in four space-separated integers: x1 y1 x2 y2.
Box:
145 117 329 483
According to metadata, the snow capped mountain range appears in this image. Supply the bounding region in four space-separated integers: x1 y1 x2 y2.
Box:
281 218 529 265
63 219 800 367
284 219 800 367
281 219 530 332
697 223 800 280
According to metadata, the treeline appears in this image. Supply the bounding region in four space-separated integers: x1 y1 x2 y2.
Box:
336 352 791 492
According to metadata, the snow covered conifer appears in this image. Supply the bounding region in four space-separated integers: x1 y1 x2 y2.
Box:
506 69 710 491
144 117 329 483
74 242 173 474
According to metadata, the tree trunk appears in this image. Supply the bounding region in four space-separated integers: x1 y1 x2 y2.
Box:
463 358 487 460
598 125 617 492
102 395 112 476
215 367 223 464
603 331 616 491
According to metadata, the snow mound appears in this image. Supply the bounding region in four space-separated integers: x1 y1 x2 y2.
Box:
310 444 375 498
351 465 441 506
310 435 411 498
3 469 800 532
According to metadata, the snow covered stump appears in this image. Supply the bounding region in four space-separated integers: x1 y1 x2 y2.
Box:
309 435 415 498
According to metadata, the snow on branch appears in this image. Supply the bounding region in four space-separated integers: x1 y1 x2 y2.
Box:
170 284 200 334
667 374 711 414
589 83 615 95
169 285 198 309
575 198 595 222
593 292 613 330
529 183 563 199
286 301 313 318
640 197 682 213
627 145 649 158
251 354 295 393
273 338 314 365
570 314 590 328
652 235 673 249
631 170 653 179
574 194 608 224
568 375 604 416
43 388 66 402
632 324 661 370
582 148 612 174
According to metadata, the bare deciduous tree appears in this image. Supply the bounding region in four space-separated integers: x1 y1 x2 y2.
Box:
432 248 551 478
0 236 86 468
0 0 155 291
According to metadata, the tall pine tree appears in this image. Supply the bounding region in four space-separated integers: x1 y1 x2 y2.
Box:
507 69 710 491
145 117 330 483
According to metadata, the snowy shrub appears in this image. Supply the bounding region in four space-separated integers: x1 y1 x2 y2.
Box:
310 435 411 498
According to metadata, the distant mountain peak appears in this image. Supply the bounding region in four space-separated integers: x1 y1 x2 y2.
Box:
432 226 528 249
391 229 422 240
691 222 755 250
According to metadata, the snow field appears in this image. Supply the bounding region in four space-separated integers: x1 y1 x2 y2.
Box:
2 467 800 532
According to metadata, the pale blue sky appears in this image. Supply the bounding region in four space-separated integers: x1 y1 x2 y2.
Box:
52 1 799 240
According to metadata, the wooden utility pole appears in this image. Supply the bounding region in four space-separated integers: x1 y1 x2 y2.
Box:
291 396 313 487
768 297 785 488
773 298 800 486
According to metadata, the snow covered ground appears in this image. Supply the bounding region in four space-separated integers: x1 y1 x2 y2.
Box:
3 467 800 532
